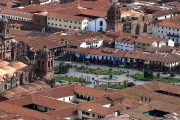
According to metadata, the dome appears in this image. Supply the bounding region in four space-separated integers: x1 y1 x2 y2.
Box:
9 61 27 70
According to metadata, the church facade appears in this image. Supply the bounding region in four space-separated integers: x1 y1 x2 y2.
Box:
0 18 54 92
107 3 153 34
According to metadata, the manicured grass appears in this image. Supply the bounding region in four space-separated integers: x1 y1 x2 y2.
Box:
54 75 91 85
130 73 150 81
99 84 126 89
159 77 180 83
54 67 60 74
131 73 180 83
75 66 126 75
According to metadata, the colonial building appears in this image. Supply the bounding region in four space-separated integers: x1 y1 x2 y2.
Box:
152 15 180 45
64 47 180 71
0 18 13 61
0 18 54 92
46 12 89 32
114 32 174 51
107 3 153 34
0 82 179 120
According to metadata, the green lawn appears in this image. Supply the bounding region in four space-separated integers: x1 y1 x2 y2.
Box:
54 67 60 74
75 66 126 75
54 75 91 85
99 84 126 89
130 73 149 81
159 77 180 83
131 73 180 83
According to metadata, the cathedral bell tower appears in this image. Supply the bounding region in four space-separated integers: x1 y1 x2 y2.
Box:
107 3 122 31
0 18 13 61
35 46 54 80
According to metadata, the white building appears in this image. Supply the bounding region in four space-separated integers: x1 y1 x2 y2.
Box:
49 7 107 32
152 15 180 45
115 38 135 51
80 37 104 48
88 18 107 32
114 33 174 51
47 12 89 31
153 8 180 20
0 10 33 22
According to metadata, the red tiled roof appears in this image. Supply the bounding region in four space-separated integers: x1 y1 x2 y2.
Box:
153 8 180 17
47 12 86 21
1 10 33 19
155 15 180 29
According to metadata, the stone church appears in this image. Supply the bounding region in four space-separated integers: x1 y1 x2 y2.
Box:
0 18 54 91
107 3 153 34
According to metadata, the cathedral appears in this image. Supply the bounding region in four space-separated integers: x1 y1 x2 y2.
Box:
0 18 54 92
107 3 153 34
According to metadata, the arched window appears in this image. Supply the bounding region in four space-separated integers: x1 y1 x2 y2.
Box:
100 21 103 26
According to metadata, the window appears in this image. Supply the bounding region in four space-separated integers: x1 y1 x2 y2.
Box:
82 111 86 114
100 21 103 26
92 114 95 117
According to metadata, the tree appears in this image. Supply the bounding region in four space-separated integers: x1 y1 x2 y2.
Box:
58 62 70 74
123 80 128 88
156 72 160 79
170 72 175 78
144 70 154 79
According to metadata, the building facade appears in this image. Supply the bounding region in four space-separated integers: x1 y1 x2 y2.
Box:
152 15 180 45
107 3 153 34
0 18 54 92
46 12 88 32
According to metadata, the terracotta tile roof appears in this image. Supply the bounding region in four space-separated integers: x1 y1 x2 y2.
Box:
74 85 108 98
36 84 108 98
29 37 65 51
113 31 168 44
48 32 102 43
124 51 180 63
78 102 113 116
46 107 77 119
121 82 180 105
167 1 180 8
35 84 76 98
153 8 180 17
155 15 180 29
0 10 33 19
5 94 75 110
0 102 52 120
47 12 86 21
65 47 126 58
54 7 106 18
